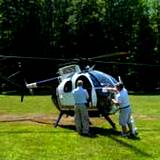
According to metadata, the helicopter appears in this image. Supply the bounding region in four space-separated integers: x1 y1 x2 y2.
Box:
1 52 160 129
26 63 120 128
0 52 128 129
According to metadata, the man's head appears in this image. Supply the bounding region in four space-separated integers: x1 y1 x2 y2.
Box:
115 82 124 91
77 80 83 86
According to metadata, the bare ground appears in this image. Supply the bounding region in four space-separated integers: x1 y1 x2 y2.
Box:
0 113 159 126
0 113 112 126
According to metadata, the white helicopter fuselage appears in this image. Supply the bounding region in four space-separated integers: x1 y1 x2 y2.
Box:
26 64 118 115
57 72 97 108
26 64 118 127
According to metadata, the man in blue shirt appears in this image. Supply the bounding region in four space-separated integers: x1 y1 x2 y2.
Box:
72 80 90 136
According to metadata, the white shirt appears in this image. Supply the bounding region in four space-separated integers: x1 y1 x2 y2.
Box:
116 88 130 108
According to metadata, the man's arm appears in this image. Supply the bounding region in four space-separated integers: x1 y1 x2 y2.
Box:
105 87 118 93
111 98 119 106
85 89 89 100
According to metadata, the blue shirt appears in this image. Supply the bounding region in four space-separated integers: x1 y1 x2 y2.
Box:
116 88 130 108
72 86 89 104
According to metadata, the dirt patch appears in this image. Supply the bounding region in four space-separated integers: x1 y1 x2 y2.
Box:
0 113 76 126
0 113 158 126
134 114 160 120
0 113 109 126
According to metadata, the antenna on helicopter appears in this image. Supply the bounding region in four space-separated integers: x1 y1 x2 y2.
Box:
89 65 95 71
118 76 123 84
84 65 95 72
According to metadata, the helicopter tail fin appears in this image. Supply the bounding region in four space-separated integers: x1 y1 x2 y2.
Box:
26 82 37 89
24 80 34 94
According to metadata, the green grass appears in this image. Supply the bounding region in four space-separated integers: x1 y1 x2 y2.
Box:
0 95 160 160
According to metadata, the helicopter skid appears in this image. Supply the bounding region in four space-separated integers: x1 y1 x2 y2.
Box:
54 108 116 128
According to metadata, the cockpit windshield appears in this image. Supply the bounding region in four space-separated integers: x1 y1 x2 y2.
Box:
89 70 118 87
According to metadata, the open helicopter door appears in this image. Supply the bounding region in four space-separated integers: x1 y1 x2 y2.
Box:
56 65 82 108
57 79 75 107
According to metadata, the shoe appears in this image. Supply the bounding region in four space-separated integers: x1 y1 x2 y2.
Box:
81 132 92 137
121 132 127 137
134 128 138 135
128 128 138 136
131 128 138 136
128 133 137 139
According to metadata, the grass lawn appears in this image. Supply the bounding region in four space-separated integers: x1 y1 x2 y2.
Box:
0 95 160 160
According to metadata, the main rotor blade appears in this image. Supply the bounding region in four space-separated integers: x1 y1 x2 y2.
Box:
8 71 21 79
0 55 66 62
93 60 160 67
88 52 128 60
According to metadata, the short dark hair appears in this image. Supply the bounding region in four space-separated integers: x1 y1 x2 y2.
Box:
77 80 83 86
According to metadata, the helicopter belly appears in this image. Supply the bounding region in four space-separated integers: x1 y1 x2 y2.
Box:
90 88 97 108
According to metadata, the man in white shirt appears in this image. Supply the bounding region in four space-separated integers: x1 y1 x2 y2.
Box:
107 82 137 137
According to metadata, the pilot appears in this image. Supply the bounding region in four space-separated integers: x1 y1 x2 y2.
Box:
72 80 90 136
106 82 138 138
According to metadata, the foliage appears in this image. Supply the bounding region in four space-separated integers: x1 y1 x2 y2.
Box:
0 0 160 91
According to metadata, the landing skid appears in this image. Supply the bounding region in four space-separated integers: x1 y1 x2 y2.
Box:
104 115 116 129
54 112 116 129
54 112 64 127
54 110 74 127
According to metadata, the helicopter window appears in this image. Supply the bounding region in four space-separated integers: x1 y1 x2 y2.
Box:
62 67 75 74
64 81 72 92
89 70 117 87
89 74 101 87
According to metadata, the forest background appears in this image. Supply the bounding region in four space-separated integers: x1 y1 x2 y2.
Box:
0 0 160 93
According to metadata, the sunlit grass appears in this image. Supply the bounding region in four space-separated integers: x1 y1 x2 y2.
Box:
0 95 160 160
0 95 54 114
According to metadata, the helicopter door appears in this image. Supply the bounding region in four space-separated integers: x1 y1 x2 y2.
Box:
57 80 75 106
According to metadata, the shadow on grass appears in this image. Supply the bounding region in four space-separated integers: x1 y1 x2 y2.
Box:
59 124 151 158
0 121 151 158
108 135 151 157
59 124 141 139
0 118 54 125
